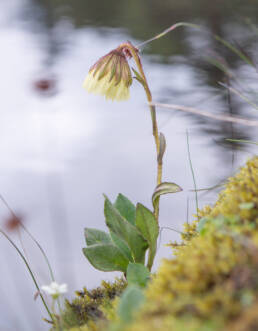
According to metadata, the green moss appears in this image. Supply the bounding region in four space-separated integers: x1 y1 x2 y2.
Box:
197 157 258 224
122 157 258 331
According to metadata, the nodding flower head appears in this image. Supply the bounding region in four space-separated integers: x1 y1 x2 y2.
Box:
83 48 133 101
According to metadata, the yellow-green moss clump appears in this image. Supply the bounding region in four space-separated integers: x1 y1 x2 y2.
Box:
60 156 258 331
123 156 258 331
198 157 258 224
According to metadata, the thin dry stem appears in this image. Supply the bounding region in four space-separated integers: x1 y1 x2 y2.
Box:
151 102 258 127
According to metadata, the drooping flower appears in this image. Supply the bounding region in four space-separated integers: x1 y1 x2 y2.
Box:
83 49 133 101
41 281 67 299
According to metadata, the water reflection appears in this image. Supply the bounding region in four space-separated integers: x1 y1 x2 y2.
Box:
0 0 257 330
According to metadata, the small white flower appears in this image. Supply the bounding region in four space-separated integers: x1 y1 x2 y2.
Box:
41 282 67 299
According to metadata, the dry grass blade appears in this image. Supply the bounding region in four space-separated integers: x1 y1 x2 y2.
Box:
219 82 258 111
226 139 258 146
0 228 53 322
186 131 199 220
0 193 56 281
214 35 255 67
150 102 258 127
137 22 200 48
190 183 225 193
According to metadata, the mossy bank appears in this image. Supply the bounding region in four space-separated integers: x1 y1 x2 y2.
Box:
56 156 258 331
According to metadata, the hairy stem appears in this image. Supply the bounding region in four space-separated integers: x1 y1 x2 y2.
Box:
118 42 163 221
118 42 164 271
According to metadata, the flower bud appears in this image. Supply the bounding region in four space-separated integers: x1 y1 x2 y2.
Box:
83 49 132 101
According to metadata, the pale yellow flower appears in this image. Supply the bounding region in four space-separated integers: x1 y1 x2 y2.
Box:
83 49 132 101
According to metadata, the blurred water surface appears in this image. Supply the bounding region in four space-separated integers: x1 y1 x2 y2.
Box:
0 0 257 330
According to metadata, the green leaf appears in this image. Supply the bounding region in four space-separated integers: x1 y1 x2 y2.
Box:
110 232 134 262
132 67 145 87
83 243 129 272
135 204 159 244
135 203 159 268
104 196 148 263
152 182 182 209
84 228 111 246
117 285 145 323
127 263 150 288
157 132 166 164
114 194 136 225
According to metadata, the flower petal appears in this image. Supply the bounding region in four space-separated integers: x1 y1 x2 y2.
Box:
83 49 132 102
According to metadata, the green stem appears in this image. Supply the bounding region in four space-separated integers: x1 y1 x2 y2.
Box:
147 246 156 271
52 299 63 331
118 43 163 216
0 229 54 323
186 131 199 219
0 193 56 281
118 42 164 270
0 193 63 310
